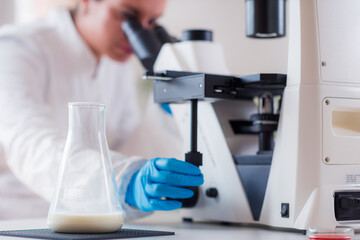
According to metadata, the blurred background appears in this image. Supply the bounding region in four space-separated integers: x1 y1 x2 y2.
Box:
0 0 289 74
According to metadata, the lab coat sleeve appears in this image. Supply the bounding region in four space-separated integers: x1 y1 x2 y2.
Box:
0 36 150 219
0 37 64 201
110 152 151 220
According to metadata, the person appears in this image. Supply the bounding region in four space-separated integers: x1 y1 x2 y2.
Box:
0 0 203 220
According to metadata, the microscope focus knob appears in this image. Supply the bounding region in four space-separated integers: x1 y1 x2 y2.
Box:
206 188 218 198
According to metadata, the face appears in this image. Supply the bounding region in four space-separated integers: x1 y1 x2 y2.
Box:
78 0 167 62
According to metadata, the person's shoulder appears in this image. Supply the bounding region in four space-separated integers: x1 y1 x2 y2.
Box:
0 9 70 49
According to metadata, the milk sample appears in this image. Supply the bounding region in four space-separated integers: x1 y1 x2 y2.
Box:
48 212 124 233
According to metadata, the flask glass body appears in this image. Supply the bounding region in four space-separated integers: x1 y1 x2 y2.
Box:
47 103 123 233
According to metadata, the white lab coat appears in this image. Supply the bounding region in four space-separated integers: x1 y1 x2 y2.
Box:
0 9 182 220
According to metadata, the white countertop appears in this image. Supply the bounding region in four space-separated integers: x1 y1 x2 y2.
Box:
0 211 338 240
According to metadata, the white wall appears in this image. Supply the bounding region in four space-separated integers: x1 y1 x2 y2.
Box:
0 0 15 25
160 0 289 75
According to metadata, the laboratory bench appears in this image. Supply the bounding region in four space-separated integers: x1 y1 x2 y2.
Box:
0 211 353 240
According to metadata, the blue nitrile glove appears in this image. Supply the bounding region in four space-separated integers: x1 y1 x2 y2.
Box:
125 158 204 212
160 103 172 115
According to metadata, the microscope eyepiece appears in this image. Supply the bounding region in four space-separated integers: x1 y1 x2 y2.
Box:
122 16 175 71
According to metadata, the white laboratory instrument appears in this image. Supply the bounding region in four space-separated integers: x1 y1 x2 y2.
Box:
147 0 360 231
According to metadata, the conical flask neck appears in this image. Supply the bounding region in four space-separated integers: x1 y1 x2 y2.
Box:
68 103 105 144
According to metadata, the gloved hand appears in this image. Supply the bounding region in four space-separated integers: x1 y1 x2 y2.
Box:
125 158 204 212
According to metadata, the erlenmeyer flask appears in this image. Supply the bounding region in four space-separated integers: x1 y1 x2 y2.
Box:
48 102 124 233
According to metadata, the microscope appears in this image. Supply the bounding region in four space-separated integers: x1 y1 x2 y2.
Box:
123 0 360 231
